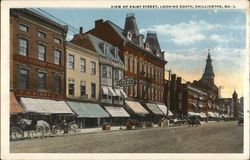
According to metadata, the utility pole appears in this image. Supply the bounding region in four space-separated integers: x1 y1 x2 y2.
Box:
167 70 171 117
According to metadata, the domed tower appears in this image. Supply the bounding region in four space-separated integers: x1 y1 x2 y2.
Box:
201 49 215 84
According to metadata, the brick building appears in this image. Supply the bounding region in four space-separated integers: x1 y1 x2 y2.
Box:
71 13 167 121
10 9 73 124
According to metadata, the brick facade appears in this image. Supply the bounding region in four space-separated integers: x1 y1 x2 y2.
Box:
10 9 68 100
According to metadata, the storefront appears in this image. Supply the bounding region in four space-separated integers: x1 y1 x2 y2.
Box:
20 97 74 125
104 106 130 126
124 100 149 121
66 101 109 128
10 92 24 126
143 103 164 123
207 111 216 120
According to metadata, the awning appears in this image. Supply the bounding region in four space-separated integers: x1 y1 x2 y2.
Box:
189 103 199 108
208 103 212 109
146 103 164 115
108 87 116 96
213 112 219 117
20 97 74 115
120 89 127 98
168 110 173 116
215 106 219 110
188 112 200 117
125 100 149 115
200 112 207 118
10 92 24 114
67 101 109 118
156 104 168 115
114 89 121 96
207 112 216 118
198 104 205 108
104 106 130 117
102 86 109 95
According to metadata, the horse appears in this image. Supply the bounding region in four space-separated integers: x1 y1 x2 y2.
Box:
17 118 50 138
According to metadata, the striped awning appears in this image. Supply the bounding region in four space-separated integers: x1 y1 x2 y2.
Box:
188 112 200 117
207 112 216 118
200 112 207 118
67 101 109 118
104 106 130 117
125 100 149 115
146 103 164 115
10 92 24 114
20 97 74 115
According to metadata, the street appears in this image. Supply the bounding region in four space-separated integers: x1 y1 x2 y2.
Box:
10 121 243 153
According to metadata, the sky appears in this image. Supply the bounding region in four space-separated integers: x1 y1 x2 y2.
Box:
39 8 246 98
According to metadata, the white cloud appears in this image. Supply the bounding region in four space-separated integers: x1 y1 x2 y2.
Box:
140 20 244 46
66 35 74 41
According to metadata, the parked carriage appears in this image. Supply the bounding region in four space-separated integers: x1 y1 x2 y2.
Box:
10 118 50 140
51 120 79 135
187 116 201 127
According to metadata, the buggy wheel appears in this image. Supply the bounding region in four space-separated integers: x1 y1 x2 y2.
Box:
68 124 79 134
10 127 23 140
52 125 62 135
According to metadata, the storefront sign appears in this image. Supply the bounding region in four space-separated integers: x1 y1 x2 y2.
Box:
117 78 137 87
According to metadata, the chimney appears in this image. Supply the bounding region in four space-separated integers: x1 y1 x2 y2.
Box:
79 27 83 34
177 77 182 85
95 19 103 28
171 74 176 82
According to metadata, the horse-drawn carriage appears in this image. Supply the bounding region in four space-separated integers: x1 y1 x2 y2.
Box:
187 116 201 127
10 118 79 140
10 118 50 140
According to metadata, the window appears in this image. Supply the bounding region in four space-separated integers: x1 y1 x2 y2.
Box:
19 69 28 89
38 31 46 38
19 24 28 32
140 59 143 72
80 81 86 96
68 54 74 69
134 84 137 97
107 66 112 78
129 86 133 97
54 76 61 93
147 64 150 77
129 55 133 73
102 65 107 77
91 83 96 98
80 58 86 72
38 44 46 61
68 79 75 96
144 62 147 77
38 72 46 90
124 53 128 71
91 62 96 75
114 69 119 80
54 38 61 44
134 57 137 74
52 50 61 65
19 38 28 56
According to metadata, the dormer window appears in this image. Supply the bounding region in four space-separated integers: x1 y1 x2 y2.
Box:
145 43 150 51
127 32 132 40
156 50 160 57
114 47 118 58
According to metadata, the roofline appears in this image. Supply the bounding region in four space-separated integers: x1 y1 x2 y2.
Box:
11 8 68 33
106 20 167 64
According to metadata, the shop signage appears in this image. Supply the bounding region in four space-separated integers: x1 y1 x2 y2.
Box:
117 78 137 87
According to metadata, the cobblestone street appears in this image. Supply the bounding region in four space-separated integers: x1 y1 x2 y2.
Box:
10 121 243 153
